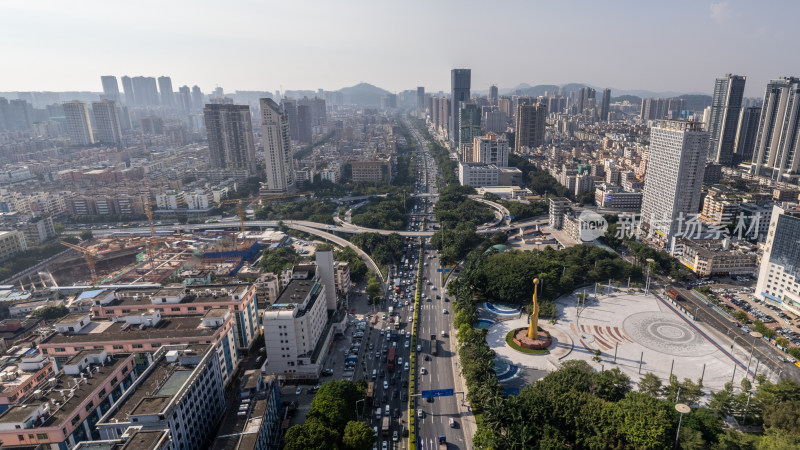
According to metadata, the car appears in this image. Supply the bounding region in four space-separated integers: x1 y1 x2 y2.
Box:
417 408 424 418
382 314 387 320
398 357 403 365
420 367 427 375
295 387 302 395
373 426 378 436
369 343 374 350
443 309 448 314
393 390 399 398
417 344 422 352
405 341 410 348
321 368 334 376
383 380 388 389
382 442 388 450
404 362 409 371
393 430 399 441
441 330 447 337
376 352 380 359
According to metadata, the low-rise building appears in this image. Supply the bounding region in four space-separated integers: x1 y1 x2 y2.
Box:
0 351 137 449
595 184 643 212
351 158 392 184
95 345 225 450
0 230 25 263
458 162 498 187
211 373 281 450
89 285 258 350
548 197 571 230
334 261 351 297
39 309 239 386
0 347 55 414
673 238 758 277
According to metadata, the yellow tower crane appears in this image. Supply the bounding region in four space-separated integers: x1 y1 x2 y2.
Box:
60 241 99 286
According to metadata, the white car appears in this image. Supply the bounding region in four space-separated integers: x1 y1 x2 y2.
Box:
420 367 427 375
382 442 388 450
404 362 409 371
417 408 424 418
443 309 448 314
383 380 388 389
295 387 302 395
404 341 410 348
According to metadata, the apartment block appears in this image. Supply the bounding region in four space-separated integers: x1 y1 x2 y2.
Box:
755 203 800 314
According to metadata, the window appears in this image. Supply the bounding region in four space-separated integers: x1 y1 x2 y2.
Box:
132 344 143 349
113 345 123 350
71 415 80 426
85 401 94 411
151 343 161 348
188 307 196 311
99 388 106 397
111 376 118 385
55 348 65 353
171 307 181 312
37 433 48 439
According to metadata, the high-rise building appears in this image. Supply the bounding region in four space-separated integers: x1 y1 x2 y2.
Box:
297 97 327 126
754 203 800 314
132 76 159 106
459 103 482 152
157 76 175 107
62 100 94 146
707 74 746 165
281 98 299 141
733 106 761 166
438 97 450 136
91 100 122 145
600 88 611 121
417 87 425 112
514 102 547 153
751 77 800 184
260 98 294 193
191 85 204 110
0 98 31 131
100 76 120 102
578 87 596 113
450 69 471 146
473 133 509 167
120 76 134 105
489 85 499 104
178 85 192 113
204 103 257 174
297 104 313 144
640 121 707 247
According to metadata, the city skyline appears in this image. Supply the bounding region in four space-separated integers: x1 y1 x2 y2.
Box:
2 1 799 97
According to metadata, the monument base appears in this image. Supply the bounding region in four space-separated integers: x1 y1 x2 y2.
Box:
513 327 552 350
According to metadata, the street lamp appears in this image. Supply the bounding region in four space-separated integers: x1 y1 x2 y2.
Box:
645 258 655 294
355 398 365 422
745 331 763 377
674 403 691 449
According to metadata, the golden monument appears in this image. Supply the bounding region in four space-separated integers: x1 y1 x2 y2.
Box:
527 278 540 339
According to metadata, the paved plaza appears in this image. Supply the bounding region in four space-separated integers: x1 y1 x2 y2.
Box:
482 287 777 394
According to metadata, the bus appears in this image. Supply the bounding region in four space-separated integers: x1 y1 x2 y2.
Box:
667 288 683 302
366 382 375 400
394 316 400 329
387 346 396 371
372 315 378 326
431 335 437 356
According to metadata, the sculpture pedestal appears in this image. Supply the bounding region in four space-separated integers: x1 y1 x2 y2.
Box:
513 327 552 350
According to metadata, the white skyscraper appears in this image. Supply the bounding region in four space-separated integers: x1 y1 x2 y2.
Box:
91 100 122 145
63 100 94 146
260 98 294 193
640 120 707 248
751 77 800 185
754 203 800 315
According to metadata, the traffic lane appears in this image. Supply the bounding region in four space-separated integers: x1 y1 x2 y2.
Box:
673 285 798 382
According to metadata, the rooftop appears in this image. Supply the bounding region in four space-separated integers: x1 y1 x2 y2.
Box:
268 279 318 312
0 354 130 427
107 346 210 423
100 285 250 308
40 315 226 345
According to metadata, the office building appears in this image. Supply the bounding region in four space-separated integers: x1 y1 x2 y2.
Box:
417 86 425 111
450 69 471 146
96 345 225 450
751 77 800 184
600 88 611 121
121 76 134 105
707 74 746 165
549 197 571 230
489 85 499 104
92 100 123 145
594 184 643 212
641 121 707 247
204 103 257 174
733 106 761 166
458 103 481 156
458 162 499 187
351 158 392 183
131 76 159 106
514 102 547 153
473 133 509 167
0 351 137 449
100 76 120 102
63 100 95 146
157 76 175 107
178 85 192 113
754 203 800 314
260 98 295 193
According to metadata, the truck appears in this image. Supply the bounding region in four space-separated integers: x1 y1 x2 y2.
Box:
439 435 447 449
388 306 394 316
667 288 683 302
382 416 390 436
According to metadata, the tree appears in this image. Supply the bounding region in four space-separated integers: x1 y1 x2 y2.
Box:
639 372 663 398
341 421 375 450
79 229 93 241
594 368 631 402
678 427 706 450
283 418 341 450
776 337 790 349
733 311 749 323
30 305 69 320
307 380 365 432
366 273 381 303
604 392 674 449
709 382 735 418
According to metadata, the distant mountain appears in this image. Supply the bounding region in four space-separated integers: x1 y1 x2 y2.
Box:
337 82 391 106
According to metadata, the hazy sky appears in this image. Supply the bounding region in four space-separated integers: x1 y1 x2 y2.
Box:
2 0 798 97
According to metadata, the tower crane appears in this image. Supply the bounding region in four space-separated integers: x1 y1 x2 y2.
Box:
60 241 99 286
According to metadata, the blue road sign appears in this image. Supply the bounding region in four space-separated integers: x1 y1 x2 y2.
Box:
421 389 454 398
436 268 451 273
505 215 515 220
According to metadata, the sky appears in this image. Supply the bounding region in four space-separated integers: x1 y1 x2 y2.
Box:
2 0 799 98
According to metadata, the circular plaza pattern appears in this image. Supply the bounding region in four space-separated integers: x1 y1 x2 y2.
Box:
622 312 716 357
